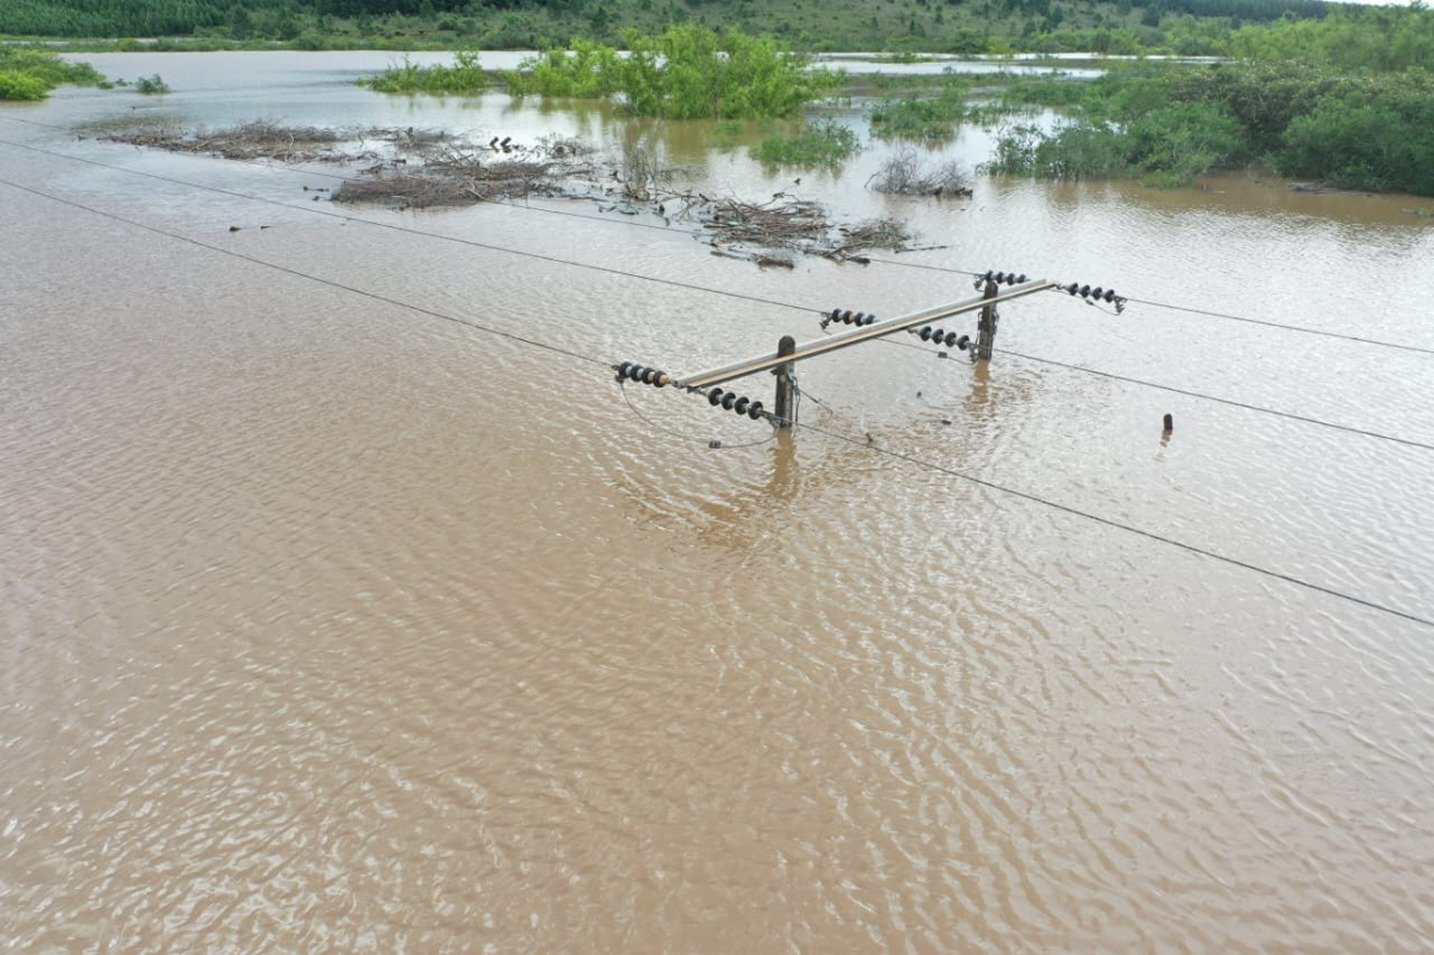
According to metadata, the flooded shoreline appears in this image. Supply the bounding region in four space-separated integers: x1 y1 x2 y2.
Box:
3 51 1433 951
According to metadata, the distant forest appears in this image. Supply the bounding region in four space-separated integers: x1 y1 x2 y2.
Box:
0 0 1338 40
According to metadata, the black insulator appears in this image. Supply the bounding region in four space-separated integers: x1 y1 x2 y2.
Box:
853 311 867 325
956 334 971 351
642 367 658 384
1091 287 1103 301
630 364 649 381
722 393 738 411
932 328 945 342
863 313 877 326
747 401 764 420
1079 284 1091 297
829 307 842 322
983 270 994 281
841 309 855 325
1103 289 1117 302
994 271 1006 283
617 361 633 378
709 389 725 406
1066 284 1079 295
733 396 750 415
653 373 667 389
919 327 933 341
1017 273 1028 283
944 331 959 347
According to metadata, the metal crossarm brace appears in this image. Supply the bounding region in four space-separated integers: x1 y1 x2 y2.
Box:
673 279 1056 390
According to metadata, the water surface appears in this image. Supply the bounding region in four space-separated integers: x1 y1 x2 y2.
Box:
2 51 1433 952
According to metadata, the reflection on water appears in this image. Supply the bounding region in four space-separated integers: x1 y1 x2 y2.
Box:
2 50 1434 953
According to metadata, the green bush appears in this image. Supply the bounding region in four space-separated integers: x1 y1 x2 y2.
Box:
360 50 488 94
1125 102 1242 183
751 119 859 167
507 26 838 120
0 48 108 90
989 62 1434 195
134 73 170 94
0 70 50 101
1281 95 1434 195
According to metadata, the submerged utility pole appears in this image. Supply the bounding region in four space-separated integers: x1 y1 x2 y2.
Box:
613 274 1131 444
773 335 797 429
976 276 999 361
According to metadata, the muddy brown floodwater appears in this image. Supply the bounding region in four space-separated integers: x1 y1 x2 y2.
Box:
3 52 1433 952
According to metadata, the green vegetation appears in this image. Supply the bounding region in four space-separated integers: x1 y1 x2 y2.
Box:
0 0 1341 54
0 48 108 100
870 89 968 142
359 50 488 93
506 26 838 119
1230 6 1434 71
987 61 1434 195
750 119 858 167
0 70 52 101
133 73 170 93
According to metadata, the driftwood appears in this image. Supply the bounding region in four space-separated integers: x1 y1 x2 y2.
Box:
703 197 830 246
868 148 973 198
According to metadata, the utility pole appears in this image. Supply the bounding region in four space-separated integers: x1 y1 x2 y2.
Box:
976 276 999 361
773 335 797 429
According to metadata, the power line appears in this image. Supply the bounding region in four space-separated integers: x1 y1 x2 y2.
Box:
863 254 1434 358
0 175 609 370
7 113 1434 357
4 131 1433 453
7 172 1430 631
992 348 1434 453
0 134 813 316
791 418 1434 629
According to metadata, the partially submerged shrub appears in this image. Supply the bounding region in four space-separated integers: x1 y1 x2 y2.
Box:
984 121 1131 180
134 74 170 94
751 119 858 168
507 26 840 120
0 71 49 101
0 49 108 90
360 51 488 95
987 104 1242 187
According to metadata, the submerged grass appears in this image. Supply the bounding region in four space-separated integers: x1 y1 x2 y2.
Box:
869 89 968 142
750 119 858 168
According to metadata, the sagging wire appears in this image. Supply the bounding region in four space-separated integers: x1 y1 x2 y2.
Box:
618 379 776 450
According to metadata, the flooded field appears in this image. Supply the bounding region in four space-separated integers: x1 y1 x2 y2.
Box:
2 51 1433 951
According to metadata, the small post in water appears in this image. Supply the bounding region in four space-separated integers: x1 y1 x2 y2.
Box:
773 335 797 429
976 277 999 361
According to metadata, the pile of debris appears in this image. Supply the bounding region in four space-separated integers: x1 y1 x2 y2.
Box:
105 121 353 163
868 148 973 198
99 119 927 263
333 154 570 210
